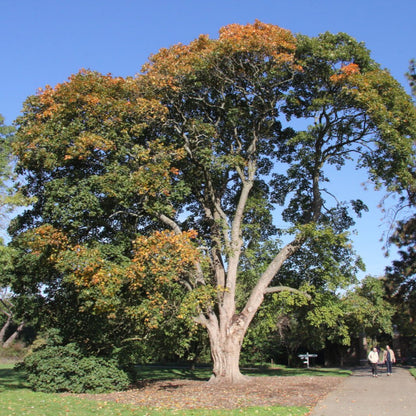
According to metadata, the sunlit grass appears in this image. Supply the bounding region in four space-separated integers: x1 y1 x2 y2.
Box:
0 389 308 416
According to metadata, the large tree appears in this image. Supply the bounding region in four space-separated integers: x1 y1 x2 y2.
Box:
383 60 416 350
8 71 187 357
134 23 415 381
10 22 416 383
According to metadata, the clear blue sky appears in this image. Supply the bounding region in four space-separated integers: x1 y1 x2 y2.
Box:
1 0 415 278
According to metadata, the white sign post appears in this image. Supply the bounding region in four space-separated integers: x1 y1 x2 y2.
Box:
298 352 318 368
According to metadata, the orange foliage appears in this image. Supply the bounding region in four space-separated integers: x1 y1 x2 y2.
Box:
22 225 124 304
15 70 167 166
128 230 200 287
66 244 124 301
330 62 361 83
25 225 69 258
140 20 299 92
218 20 297 64
63 132 115 160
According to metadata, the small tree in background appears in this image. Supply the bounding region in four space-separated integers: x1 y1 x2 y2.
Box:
0 114 32 351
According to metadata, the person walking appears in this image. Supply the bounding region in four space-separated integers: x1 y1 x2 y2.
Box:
383 345 396 375
368 347 379 377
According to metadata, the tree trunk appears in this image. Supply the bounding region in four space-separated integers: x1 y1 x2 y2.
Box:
0 315 12 346
2 321 25 349
200 239 304 384
208 329 249 384
359 331 368 365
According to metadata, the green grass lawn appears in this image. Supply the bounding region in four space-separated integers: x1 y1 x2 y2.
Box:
0 363 348 416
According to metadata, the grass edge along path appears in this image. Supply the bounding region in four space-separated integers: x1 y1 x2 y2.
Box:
0 363 349 416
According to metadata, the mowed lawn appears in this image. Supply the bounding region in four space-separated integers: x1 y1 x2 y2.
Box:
0 363 349 416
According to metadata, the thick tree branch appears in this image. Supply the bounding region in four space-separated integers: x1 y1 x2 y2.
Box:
264 285 311 299
157 213 182 235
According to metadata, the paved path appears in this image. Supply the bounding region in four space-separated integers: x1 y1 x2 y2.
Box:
309 366 416 416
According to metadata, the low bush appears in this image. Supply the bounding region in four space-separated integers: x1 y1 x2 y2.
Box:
17 342 130 393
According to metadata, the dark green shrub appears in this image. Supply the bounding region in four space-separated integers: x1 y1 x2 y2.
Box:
17 343 130 393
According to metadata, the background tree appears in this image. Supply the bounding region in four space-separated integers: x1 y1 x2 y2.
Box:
385 212 416 356
343 276 394 360
0 114 33 349
382 60 416 356
0 114 31 219
240 226 364 366
8 72 197 361
407 60 416 97
0 115 15 218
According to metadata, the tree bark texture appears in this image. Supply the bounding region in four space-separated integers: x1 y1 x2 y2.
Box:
207 321 249 383
2 321 25 348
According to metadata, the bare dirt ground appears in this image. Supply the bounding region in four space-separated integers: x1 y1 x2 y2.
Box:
75 376 344 410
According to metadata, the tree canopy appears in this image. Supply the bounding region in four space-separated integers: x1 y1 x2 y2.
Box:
381 60 416 351
8 21 416 382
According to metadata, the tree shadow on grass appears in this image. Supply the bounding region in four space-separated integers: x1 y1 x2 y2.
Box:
133 365 351 384
134 366 211 382
242 366 351 377
168 368 210 380
0 367 29 392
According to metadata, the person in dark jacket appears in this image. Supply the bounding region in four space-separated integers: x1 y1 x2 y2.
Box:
383 345 396 376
